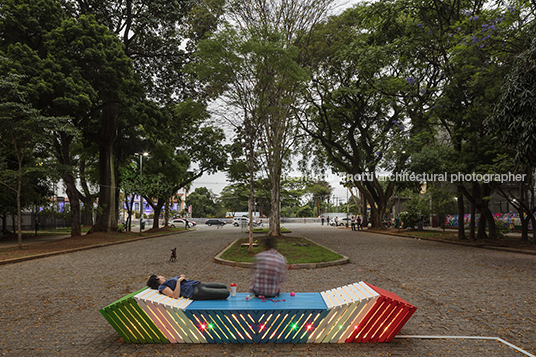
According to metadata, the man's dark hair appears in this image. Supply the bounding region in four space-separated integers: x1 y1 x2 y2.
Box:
147 274 159 289
264 237 277 250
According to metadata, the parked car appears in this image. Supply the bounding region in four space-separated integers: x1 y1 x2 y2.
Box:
168 218 195 228
205 219 226 226
339 217 350 226
232 217 249 226
330 217 347 226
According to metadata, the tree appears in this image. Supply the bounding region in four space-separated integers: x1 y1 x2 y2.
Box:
302 0 533 237
185 187 218 218
408 144 458 230
410 0 533 239
45 15 140 234
194 25 278 249
300 3 422 229
399 190 431 230
219 184 250 215
489 26 536 241
58 0 225 233
0 0 141 235
136 99 227 229
0 69 58 248
195 0 334 238
118 162 139 231
296 205 313 217
63 0 224 102
305 180 332 216
491 30 536 167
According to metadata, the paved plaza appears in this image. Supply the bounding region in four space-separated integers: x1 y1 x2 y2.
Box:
1 223 535 356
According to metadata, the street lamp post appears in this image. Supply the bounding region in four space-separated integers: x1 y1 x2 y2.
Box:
136 152 149 235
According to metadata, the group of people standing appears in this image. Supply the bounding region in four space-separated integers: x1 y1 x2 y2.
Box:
147 237 287 301
350 216 363 231
320 215 363 230
320 215 340 226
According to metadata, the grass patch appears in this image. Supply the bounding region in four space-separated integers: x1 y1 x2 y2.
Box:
21 227 91 235
0 226 184 261
219 236 344 264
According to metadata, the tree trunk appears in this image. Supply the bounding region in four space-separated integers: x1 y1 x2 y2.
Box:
470 183 477 240
1 213 8 236
480 184 496 239
362 196 368 227
457 185 466 240
79 159 95 227
355 180 391 230
531 215 536 242
268 171 281 236
152 199 165 229
64 174 82 237
17 161 22 249
520 212 529 242
517 181 529 242
164 199 170 227
81 200 94 227
90 105 118 233
127 195 135 231
248 185 254 252
369 204 383 229
91 142 116 232
115 184 122 229
477 210 488 240
56 131 82 237
248 140 255 252
481 206 497 239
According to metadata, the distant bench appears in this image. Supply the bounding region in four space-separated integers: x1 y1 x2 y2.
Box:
99 281 416 344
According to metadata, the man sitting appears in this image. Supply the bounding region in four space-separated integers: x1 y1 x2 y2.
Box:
250 237 287 298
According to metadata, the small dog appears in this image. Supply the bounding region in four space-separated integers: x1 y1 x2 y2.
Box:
169 248 177 262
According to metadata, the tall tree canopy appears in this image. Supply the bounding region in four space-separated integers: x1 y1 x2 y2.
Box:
195 0 334 237
300 2 423 228
1 0 139 235
61 0 224 102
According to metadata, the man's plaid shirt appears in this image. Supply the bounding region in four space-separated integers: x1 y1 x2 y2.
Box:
251 248 287 297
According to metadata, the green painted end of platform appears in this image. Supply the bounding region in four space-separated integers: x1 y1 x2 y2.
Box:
100 287 170 344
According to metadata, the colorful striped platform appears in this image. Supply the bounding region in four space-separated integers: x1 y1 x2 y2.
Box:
99 281 416 343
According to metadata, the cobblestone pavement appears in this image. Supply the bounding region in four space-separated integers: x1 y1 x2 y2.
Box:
1 224 535 356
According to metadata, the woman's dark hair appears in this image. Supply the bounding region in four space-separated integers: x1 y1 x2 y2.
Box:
147 274 159 289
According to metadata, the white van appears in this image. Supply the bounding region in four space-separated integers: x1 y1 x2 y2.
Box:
232 217 250 226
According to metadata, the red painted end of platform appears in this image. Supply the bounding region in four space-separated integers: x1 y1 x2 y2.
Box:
346 282 417 343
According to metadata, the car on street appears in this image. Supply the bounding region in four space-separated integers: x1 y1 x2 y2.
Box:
339 217 350 226
330 217 348 226
168 218 196 228
205 219 226 226
232 217 249 226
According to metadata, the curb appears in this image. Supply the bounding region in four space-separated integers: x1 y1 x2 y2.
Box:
214 238 350 269
365 229 536 256
0 230 190 266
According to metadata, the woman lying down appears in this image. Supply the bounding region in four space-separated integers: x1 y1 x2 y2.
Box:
146 274 230 300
